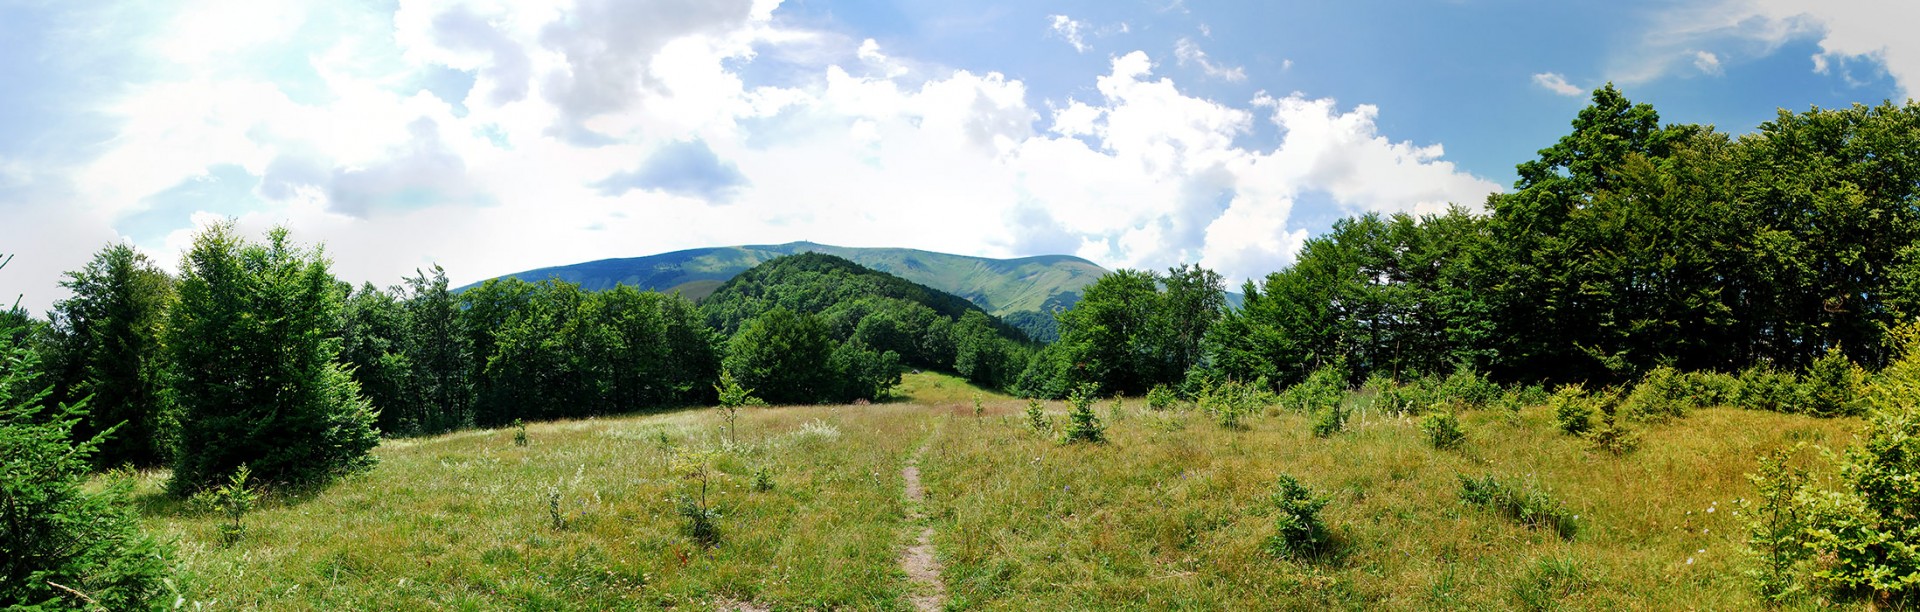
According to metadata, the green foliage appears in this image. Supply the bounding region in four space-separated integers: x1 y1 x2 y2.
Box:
1433 364 1500 410
1146 384 1177 411
828 340 903 403
397 265 473 434
1060 383 1106 444
1743 446 1812 603
1619 366 1694 422
1263 474 1332 560
723 308 836 405
1419 411 1466 450
1371 375 1438 416
1197 377 1268 429
672 449 723 547
1551 386 1598 436
1735 366 1801 413
1024 399 1051 435
716 370 764 444
204 465 258 545
1310 403 1348 438
1458 474 1579 539
1800 347 1866 418
1511 556 1595 611
1 308 173 610
1583 414 1641 456
1281 360 1348 414
45 242 175 468
166 223 379 495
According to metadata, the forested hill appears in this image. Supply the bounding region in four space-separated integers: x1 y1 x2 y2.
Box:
468 241 1107 318
700 253 1038 390
700 252 1018 339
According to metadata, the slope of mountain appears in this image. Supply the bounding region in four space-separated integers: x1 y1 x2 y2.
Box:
473 241 1107 318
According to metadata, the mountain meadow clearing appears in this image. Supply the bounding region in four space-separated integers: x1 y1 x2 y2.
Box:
123 371 1863 611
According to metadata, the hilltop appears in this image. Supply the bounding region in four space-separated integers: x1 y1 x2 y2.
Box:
469 241 1106 318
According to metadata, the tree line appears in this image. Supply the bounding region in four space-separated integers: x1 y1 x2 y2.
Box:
1019 86 1920 397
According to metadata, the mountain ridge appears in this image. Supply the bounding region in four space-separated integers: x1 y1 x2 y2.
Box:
468 241 1108 320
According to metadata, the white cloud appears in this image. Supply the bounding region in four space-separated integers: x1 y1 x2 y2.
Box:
1048 14 1089 53
1626 0 1920 96
8 0 1500 314
1693 50 1724 74
1174 38 1247 82
1531 72 1586 96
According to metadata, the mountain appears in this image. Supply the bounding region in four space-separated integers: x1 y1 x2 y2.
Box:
472 241 1107 318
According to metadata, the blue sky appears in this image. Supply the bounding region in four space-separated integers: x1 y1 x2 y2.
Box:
0 0 1912 313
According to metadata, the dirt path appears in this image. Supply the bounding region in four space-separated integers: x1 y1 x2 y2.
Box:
900 446 946 611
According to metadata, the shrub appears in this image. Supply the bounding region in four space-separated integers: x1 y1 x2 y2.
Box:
2 319 173 609
1735 366 1801 413
672 449 723 546
1310 403 1347 438
1199 378 1262 429
1584 414 1641 455
1458 474 1579 539
210 466 257 545
1800 347 1866 418
1370 375 1435 416
1433 364 1501 410
1281 360 1348 414
1496 384 1550 413
1061 383 1106 444
1024 399 1051 435
1681 370 1740 407
1263 474 1332 559
1620 366 1692 422
1742 446 1813 603
1420 411 1466 450
512 419 529 447
715 370 764 443
1550 386 1597 436
1146 384 1177 411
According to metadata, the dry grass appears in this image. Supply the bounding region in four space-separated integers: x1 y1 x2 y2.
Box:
128 373 1866 610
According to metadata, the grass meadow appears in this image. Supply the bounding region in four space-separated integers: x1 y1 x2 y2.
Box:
127 373 1865 610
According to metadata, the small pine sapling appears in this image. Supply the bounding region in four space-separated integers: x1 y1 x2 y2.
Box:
1147 384 1177 411
1310 403 1347 438
1025 399 1051 435
716 370 766 444
1061 383 1106 444
213 465 257 545
1420 411 1466 450
512 419 529 447
1743 445 1812 603
1264 474 1331 559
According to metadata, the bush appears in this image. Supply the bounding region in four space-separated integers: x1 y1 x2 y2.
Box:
1146 384 1178 411
1198 378 1265 429
1310 403 1348 438
1420 411 1466 450
1735 366 1801 413
1800 347 1866 418
1281 360 1348 414
1263 474 1331 559
1550 386 1597 436
1584 414 1641 455
2 325 173 609
1620 366 1692 422
1743 328 1920 603
1060 383 1106 444
1458 474 1579 539
1024 399 1051 435
1369 375 1436 416
1433 364 1501 410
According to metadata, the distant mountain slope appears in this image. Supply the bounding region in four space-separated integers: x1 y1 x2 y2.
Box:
473 241 1107 317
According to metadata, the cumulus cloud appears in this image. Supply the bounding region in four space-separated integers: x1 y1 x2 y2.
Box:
1174 38 1247 82
7 0 1501 314
1532 72 1586 96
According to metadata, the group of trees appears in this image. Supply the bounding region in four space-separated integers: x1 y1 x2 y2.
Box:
1025 86 1920 396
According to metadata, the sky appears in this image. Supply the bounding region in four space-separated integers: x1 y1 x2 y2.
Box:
1 0 1914 315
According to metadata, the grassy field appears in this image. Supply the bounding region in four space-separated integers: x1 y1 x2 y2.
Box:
132 373 1864 610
